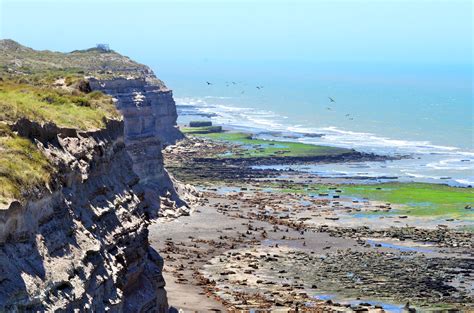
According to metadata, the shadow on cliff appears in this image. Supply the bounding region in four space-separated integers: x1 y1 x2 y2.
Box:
0 240 46 310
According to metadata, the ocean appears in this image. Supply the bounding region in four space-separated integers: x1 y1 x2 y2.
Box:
153 60 473 187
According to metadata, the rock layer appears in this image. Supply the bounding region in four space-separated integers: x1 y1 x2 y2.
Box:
88 77 183 146
0 119 168 311
89 77 187 214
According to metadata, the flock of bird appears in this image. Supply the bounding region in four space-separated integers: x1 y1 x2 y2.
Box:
205 81 355 121
206 80 263 94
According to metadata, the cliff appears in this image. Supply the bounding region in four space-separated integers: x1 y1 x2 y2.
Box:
88 77 183 146
88 77 186 214
0 40 189 311
0 119 168 311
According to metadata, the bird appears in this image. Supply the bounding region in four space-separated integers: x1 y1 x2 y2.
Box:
326 107 332 110
232 81 237 85
256 86 264 90
328 97 336 103
345 114 350 117
206 81 212 85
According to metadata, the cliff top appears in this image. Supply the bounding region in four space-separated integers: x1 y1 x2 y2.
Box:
0 40 143 207
0 39 166 86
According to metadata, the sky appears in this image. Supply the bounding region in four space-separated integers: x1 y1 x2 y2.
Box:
0 0 472 68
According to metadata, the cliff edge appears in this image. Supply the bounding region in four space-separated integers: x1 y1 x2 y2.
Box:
0 40 188 311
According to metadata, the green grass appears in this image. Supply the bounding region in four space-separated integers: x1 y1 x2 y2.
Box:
189 131 351 158
0 124 53 205
0 80 122 205
0 81 120 130
269 181 474 220
340 182 474 219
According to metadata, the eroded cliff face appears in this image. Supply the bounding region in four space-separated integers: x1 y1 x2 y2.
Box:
88 76 193 217
0 40 195 311
88 77 183 146
0 119 168 311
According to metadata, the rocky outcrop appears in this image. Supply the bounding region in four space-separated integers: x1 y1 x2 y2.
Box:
88 77 183 146
0 41 193 311
88 76 188 216
0 119 168 311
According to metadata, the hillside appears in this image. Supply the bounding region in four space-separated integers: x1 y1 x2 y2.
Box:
0 39 166 87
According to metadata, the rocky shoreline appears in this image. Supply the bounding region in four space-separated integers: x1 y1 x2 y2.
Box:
153 135 473 312
164 137 402 183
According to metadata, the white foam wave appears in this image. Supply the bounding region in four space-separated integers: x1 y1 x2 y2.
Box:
426 158 473 170
175 96 474 159
455 179 474 186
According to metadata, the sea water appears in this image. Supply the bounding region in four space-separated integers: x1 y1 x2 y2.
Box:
155 60 473 186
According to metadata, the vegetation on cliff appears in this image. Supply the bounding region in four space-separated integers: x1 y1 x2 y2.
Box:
0 39 166 86
0 39 137 206
0 124 53 205
0 80 119 130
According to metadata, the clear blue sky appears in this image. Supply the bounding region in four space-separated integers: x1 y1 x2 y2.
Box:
0 0 472 67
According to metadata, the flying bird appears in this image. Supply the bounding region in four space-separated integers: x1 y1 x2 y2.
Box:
256 86 264 90
206 81 212 85
328 97 336 103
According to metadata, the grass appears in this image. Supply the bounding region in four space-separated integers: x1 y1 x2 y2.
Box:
0 39 160 82
340 182 474 219
269 181 474 220
188 131 351 158
0 124 53 206
0 80 121 204
0 80 120 130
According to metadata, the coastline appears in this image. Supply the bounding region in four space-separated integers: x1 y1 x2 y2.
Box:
176 97 474 188
153 125 474 312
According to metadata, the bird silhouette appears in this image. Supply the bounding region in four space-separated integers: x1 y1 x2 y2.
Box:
328 97 335 103
256 86 264 90
206 81 212 85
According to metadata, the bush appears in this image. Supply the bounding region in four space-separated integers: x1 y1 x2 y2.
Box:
87 90 103 99
71 96 90 107
41 93 67 105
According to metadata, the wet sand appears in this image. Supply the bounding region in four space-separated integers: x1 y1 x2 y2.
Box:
149 137 473 312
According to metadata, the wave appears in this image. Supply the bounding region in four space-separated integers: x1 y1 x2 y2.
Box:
176 95 474 186
176 96 474 157
426 158 473 171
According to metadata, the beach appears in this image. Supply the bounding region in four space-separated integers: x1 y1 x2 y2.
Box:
150 130 473 312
